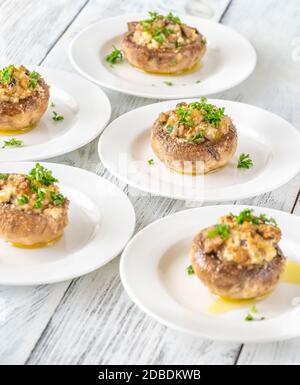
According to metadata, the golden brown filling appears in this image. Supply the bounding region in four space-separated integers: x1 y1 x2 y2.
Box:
201 210 281 266
0 163 66 217
131 12 203 50
158 98 231 142
0 65 43 103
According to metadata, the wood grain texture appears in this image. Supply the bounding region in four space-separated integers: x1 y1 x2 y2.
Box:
0 0 88 365
0 0 299 365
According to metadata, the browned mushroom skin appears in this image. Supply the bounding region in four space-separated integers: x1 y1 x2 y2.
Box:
151 112 237 175
0 201 69 246
190 222 286 299
121 21 206 74
0 172 68 246
0 69 49 132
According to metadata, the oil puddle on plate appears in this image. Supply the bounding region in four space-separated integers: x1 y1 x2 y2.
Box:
159 237 300 321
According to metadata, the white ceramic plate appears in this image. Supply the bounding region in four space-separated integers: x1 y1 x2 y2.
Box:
120 205 300 343
99 99 300 202
69 14 257 99
0 67 111 162
0 162 135 285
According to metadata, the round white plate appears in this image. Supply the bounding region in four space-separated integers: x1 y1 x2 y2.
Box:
0 67 111 162
120 205 300 343
0 162 135 285
99 99 300 202
69 14 257 99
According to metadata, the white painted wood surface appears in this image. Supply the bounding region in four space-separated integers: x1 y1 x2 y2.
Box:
0 0 299 365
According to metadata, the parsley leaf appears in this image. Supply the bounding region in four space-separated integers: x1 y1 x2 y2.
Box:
186 265 195 275
106 45 123 65
189 131 204 142
163 81 173 86
17 194 29 205
148 159 154 165
52 111 64 122
166 12 181 24
50 192 65 206
0 173 9 180
166 124 173 133
245 304 265 322
2 138 23 149
28 163 58 186
152 28 165 44
0 65 14 84
207 224 230 240
237 153 253 169
234 209 277 227
34 188 45 209
198 97 225 126
28 71 41 89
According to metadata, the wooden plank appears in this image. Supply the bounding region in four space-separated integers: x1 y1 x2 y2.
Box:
0 0 88 66
0 0 89 365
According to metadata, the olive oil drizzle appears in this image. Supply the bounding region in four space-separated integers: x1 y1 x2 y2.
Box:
8 234 62 249
208 260 300 315
0 123 36 136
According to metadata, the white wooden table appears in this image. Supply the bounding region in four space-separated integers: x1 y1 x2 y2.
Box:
0 0 299 365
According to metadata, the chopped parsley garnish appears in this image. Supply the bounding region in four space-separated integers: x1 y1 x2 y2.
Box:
207 224 230 240
175 105 194 127
189 132 204 142
164 81 173 86
148 11 160 22
28 163 58 186
245 313 254 321
34 188 45 209
28 71 41 89
166 12 181 24
258 214 277 226
197 97 225 126
52 111 64 121
152 28 165 44
0 65 14 84
234 209 277 227
50 192 65 206
196 80 201 83
237 153 253 169
148 159 154 165
170 58 177 66
51 102 56 108
236 209 258 225
2 138 23 149
17 194 29 205
106 45 123 65
140 11 180 33
0 173 9 180
186 265 195 275
166 124 173 133
245 304 265 322
250 304 257 314
175 97 225 129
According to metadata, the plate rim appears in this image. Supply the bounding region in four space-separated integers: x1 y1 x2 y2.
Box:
120 204 300 343
0 162 136 286
98 98 300 202
0 66 112 162
69 13 257 99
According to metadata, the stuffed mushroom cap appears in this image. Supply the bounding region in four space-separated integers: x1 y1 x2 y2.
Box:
121 12 207 74
190 209 286 299
0 65 49 132
151 98 237 174
0 164 68 247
